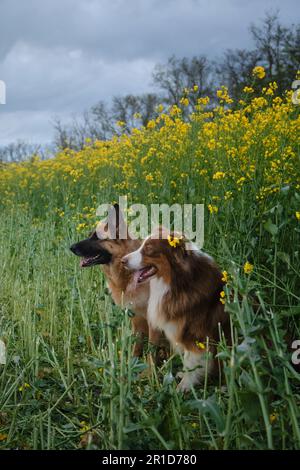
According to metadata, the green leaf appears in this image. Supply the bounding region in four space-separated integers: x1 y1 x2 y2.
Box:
281 306 300 317
277 251 290 267
239 391 262 421
186 395 225 434
263 219 278 236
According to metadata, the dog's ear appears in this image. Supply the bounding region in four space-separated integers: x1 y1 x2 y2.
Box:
107 203 129 239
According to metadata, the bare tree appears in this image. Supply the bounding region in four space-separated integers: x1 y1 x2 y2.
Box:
112 93 161 132
152 55 213 107
52 118 72 150
51 13 299 151
284 24 300 81
216 13 300 99
216 49 260 100
52 101 114 150
0 141 43 162
90 101 115 138
250 12 299 92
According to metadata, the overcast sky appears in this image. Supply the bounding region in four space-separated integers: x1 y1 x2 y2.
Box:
0 0 299 145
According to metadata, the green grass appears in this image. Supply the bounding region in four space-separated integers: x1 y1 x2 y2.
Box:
0 93 300 449
0 201 299 450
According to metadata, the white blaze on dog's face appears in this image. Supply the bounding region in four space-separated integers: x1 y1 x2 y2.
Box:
122 237 158 286
122 229 186 286
123 237 147 270
123 246 143 270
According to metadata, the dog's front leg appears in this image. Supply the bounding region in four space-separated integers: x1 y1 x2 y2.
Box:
148 327 169 365
177 350 211 392
148 326 162 346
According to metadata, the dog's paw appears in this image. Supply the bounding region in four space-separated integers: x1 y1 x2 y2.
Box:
176 371 184 379
176 378 192 393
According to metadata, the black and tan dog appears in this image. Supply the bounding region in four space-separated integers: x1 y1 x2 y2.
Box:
70 204 163 357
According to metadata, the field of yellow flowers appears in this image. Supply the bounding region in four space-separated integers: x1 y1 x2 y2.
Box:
0 73 299 449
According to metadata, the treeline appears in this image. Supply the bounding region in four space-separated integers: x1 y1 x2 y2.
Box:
1 12 299 160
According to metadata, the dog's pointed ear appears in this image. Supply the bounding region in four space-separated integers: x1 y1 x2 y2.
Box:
107 203 129 239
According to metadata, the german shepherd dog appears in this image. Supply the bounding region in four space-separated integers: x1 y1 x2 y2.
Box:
70 204 163 357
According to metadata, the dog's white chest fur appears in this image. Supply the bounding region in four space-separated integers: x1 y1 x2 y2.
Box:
148 277 178 346
148 278 168 328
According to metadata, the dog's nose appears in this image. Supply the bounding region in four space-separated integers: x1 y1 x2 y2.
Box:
70 244 81 256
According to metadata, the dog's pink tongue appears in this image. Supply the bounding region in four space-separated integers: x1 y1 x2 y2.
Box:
80 258 89 267
129 270 141 292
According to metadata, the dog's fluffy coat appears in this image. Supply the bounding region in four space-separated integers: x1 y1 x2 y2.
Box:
123 229 230 391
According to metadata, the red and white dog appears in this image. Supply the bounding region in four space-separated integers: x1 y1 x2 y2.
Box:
122 228 230 392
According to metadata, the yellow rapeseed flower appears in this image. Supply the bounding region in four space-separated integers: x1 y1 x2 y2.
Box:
197 96 210 106
213 171 225 180
79 421 90 433
270 413 279 424
18 382 30 392
147 120 155 129
222 271 229 283
244 261 254 275
180 97 189 107
243 86 254 93
208 204 218 214
167 235 182 248
146 174 154 182
216 86 233 104
76 223 87 233
252 66 266 79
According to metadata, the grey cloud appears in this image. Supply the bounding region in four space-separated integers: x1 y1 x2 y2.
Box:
0 0 299 144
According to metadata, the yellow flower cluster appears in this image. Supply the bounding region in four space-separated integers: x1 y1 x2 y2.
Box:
244 261 254 275
0 77 299 234
167 235 182 248
18 382 30 392
208 204 218 214
213 171 226 180
220 290 226 304
222 271 229 283
252 66 266 79
216 86 233 104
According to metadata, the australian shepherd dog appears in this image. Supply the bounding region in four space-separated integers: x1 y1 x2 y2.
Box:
122 227 230 391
